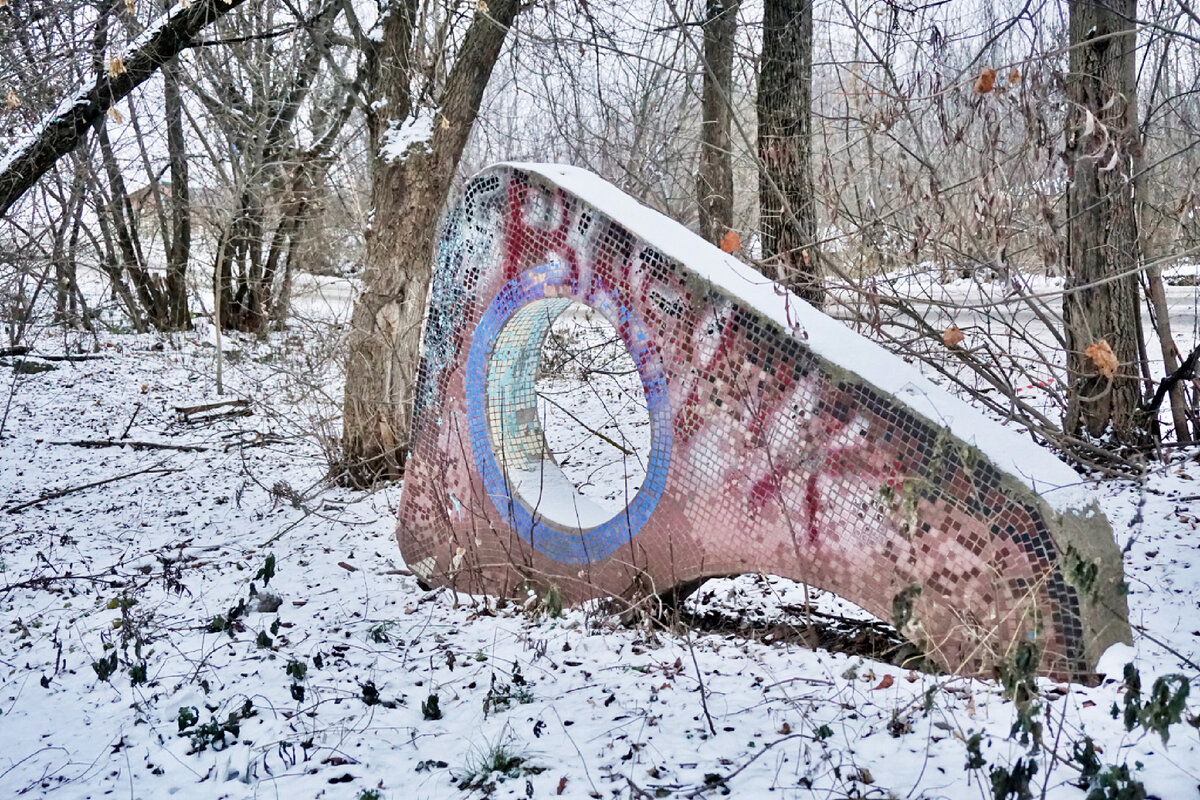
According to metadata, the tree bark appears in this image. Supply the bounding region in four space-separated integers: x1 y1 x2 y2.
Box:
0 0 252 218
340 0 520 485
163 38 191 331
697 0 739 245
1063 0 1147 445
757 0 822 306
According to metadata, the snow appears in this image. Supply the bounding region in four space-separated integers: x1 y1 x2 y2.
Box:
1163 262 1200 285
507 465 612 528
380 110 436 163
502 162 1095 512
2 308 1200 798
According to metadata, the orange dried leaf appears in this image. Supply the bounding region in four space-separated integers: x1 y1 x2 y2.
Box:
1085 339 1119 378
719 229 740 254
942 325 965 348
874 674 894 690
1008 68 1021 84
556 776 568 795
973 66 996 94
106 57 126 78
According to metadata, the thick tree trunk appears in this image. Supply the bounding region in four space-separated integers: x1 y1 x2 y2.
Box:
340 0 519 485
757 0 822 306
0 0 251 218
697 0 738 245
1063 0 1148 445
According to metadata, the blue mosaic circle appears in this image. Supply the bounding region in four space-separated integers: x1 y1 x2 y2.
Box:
465 264 672 564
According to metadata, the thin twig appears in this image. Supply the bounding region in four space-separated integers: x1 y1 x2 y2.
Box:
119 402 141 439
684 631 717 736
536 391 635 456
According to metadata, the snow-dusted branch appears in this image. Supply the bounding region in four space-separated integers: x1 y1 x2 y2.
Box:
0 0 253 218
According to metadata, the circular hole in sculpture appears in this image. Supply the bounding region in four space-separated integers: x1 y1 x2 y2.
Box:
486 299 651 529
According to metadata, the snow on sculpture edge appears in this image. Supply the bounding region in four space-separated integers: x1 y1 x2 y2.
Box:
397 163 1131 680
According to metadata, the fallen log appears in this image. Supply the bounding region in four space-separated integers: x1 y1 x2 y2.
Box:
174 398 251 424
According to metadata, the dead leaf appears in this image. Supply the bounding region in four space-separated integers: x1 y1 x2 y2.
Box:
973 66 996 94
4 90 18 109
942 325 965 348
874 674 894 690
1008 68 1021 84
1085 339 1119 378
107 106 123 123
556 776 569 795
778 721 791 734
719 229 740 254
905 671 919 683
106 57 126 78
337 561 358 572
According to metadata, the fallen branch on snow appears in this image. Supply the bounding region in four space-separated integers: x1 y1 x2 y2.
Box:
3 466 181 514
51 439 209 453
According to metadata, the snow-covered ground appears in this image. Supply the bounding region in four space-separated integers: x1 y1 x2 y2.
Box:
2 291 1200 799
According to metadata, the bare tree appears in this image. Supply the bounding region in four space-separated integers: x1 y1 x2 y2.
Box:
0 0 252 218
340 0 521 484
191 1 346 332
1063 0 1147 444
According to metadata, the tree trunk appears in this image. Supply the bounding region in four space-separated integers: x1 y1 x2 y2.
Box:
757 0 822 306
340 0 520 485
0 0 251 218
1063 0 1147 445
697 0 738 245
163 42 192 331
96 122 168 326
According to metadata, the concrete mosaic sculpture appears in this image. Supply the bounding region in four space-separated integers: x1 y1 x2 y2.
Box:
397 163 1130 680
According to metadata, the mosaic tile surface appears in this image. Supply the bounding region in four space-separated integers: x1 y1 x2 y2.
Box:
397 163 1130 680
